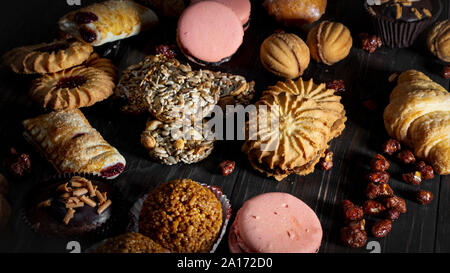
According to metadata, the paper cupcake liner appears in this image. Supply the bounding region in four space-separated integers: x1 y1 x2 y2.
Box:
365 1 441 48
127 183 232 253
21 173 128 245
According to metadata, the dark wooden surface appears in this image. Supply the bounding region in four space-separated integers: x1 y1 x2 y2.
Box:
0 0 448 253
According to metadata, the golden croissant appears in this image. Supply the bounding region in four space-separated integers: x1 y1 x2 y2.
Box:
383 70 450 175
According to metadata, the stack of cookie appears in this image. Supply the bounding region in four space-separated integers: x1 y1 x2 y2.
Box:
116 54 255 165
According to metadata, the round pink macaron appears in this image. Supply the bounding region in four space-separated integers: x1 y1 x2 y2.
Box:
190 0 251 29
177 1 244 65
228 192 323 253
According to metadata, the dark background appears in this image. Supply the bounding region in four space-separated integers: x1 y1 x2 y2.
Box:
0 0 448 253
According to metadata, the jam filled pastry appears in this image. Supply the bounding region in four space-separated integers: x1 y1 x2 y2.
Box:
58 0 159 46
22 109 126 179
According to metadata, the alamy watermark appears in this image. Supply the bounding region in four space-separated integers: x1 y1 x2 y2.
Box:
66 0 81 6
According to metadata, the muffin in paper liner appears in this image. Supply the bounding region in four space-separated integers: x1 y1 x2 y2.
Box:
364 0 442 48
21 173 128 245
126 183 231 253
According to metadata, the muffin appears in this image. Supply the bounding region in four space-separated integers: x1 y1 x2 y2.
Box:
365 0 441 48
93 232 169 253
26 175 117 238
138 179 223 253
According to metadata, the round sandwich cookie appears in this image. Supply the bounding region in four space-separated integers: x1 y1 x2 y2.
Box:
190 0 251 30
177 1 244 66
228 192 323 253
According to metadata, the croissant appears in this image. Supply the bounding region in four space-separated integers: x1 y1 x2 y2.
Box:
242 77 346 181
383 70 450 175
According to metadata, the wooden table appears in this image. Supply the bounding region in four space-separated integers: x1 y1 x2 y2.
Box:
0 0 448 253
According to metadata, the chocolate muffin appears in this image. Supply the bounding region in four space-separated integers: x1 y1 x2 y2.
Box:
27 176 115 237
138 179 223 253
93 232 169 253
365 0 441 48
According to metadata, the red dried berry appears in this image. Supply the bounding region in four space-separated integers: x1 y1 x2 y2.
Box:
155 44 177 59
340 226 367 248
359 33 383 53
362 99 377 111
366 171 390 184
6 147 32 179
363 200 386 216
382 139 401 155
397 150 416 165
326 80 346 95
372 219 392 238
402 171 422 185
319 149 333 171
442 65 450 79
416 190 433 205
370 153 390 172
219 160 235 176
383 196 407 213
414 161 434 180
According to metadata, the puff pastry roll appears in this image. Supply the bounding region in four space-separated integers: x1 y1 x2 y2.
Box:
23 109 126 179
384 70 450 175
59 0 158 46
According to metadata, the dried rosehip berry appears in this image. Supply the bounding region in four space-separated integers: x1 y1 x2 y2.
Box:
362 99 377 111
155 44 177 59
359 33 383 53
319 149 333 171
414 161 434 180
342 200 364 222
416 190 433 205
402 171 422 185
366 171 390 184
397 150 416 165
385 209 400 221
372 219 392 238
363 200 386 216
340 226 367 248
370 153 390 171
74 11 98 25
383 196 407 213
326 80 346 95
366 183 394 200
442 65 450 79
219 160 235 176
382 139 401 155
6 147 31 179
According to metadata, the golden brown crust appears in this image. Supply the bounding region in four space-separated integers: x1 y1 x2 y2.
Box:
29 66 115 110
242 78 346 181
138 179 222 253
260 33 310 79
427 20 450 62
383 70 450 175
2 39 93 74
262 0 327 26
307 21 353 66
94 232 169 253
84 53 118 82
22 109 126 178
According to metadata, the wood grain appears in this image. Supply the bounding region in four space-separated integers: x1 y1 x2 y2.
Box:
0 0 448 253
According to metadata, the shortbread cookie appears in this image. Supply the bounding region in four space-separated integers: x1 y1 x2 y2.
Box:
59 0 158 46
84 53 118 82
242 77 346 181
2 39 93 74
141 119 215 165
29 66 115 110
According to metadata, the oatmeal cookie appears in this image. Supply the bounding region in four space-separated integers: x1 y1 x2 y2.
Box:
94 232 169 253
2 39 93 74
141 119 215 165
29 66 115 110
138 179 223 253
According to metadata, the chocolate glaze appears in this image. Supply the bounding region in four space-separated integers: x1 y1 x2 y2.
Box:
370 0 433 22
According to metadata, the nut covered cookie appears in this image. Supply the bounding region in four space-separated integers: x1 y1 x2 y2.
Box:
138 179 223 253
141 119 215 165
2 39 93 74
94 232 169 253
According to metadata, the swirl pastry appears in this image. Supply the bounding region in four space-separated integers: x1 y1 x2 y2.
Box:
242 78 346 181
427 20 450 62
2 39 93 74
383 70 450 175
22 109 126 179
59 0 158 46
29 65 115 110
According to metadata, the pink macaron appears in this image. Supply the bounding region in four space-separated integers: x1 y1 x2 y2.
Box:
190 0 251 29
228 192 323 253
177 1 244 65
